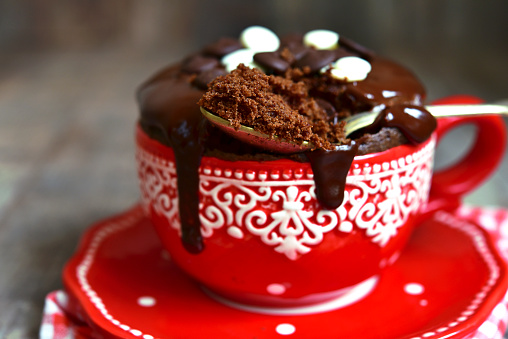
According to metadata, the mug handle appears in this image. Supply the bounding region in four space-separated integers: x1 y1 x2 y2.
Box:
424 95 507 214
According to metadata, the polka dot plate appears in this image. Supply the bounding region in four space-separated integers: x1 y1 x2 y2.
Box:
62 204 508 338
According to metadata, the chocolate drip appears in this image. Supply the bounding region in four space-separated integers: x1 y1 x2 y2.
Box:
171 120 205 253
137 75 206 253
306 143 359 209
364 104 437 144
379 105 437 143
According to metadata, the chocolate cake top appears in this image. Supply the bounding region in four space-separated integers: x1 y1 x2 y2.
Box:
138 27 433 156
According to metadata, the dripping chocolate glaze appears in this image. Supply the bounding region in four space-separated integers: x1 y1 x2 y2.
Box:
306 143 359 210
306 104 436 212
137 33 436 253
137 69 206 253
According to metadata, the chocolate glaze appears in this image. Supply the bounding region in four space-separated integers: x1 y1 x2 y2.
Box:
137 31 436 253
349 58 426 106
137 71 206 253
306 143 359 209
375 104 437 143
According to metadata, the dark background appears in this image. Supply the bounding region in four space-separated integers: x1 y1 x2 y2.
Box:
0 1 507 337
2 1 507 100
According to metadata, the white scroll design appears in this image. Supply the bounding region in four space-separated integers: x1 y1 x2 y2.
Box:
136 150 180 230
346 157 433 246
136 140 434 260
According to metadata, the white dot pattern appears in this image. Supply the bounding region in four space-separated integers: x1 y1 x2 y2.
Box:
138 296 156 307
404 283 424 295
267 283 286 295
276 323 296 335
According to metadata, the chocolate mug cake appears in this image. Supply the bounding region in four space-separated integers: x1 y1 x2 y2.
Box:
137 26 436 253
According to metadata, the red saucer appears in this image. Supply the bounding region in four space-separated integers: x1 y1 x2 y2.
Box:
62 205 508 339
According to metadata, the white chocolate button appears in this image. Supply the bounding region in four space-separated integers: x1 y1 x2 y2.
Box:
335 56 372 73
303 29 339 50
276 323 296 335
240 26 280 52
329 68 367 82
221 48 256 72
330 56 372 81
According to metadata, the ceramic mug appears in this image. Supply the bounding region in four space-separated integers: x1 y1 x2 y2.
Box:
135 96 506 310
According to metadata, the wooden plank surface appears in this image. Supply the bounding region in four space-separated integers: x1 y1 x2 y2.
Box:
0 50 170 337
0 47 506 337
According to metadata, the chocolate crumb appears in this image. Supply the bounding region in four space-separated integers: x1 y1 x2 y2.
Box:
199 64 347 150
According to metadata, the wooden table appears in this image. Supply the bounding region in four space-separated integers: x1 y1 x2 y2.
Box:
0 49 506 338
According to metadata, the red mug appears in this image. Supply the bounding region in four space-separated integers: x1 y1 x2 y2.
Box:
135 96 506 312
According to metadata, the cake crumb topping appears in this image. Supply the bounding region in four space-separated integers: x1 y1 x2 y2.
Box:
199 64 348 150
